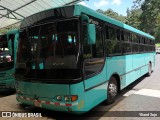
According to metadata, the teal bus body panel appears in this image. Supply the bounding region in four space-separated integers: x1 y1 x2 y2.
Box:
0 68 14 81
0 68 15 89
84 82 107 111
99 53 155 90
84 63 107 90
0 29 19 90
0 69 15 89
7 29 19 35
17 82 70 98
69 82 85 112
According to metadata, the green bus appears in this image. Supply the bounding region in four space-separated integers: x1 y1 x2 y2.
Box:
15 5 155 113
0 29 19 91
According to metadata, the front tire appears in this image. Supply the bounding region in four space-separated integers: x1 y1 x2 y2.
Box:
106 76 118 104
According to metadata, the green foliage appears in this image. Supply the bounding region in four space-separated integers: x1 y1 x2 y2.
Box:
96 9 127 23
132 0 160 43
126 8 142 29
96 0 160 43
155 44 160 47
103 9 127 23
96 9 104 14
0 29 8 35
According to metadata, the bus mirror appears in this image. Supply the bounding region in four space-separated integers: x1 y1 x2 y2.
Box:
8 39 12 55
88 24 96 45
81 14 89 23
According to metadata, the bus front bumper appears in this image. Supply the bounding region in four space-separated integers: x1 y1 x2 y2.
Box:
16 94 84 114
0 78 15 90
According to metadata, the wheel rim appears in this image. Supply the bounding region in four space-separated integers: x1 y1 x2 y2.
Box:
108 83 117 97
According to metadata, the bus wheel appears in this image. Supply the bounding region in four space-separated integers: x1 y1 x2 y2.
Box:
106 76 118 104
147 63 152 76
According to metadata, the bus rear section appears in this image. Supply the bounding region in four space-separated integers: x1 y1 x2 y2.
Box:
0 30 19 91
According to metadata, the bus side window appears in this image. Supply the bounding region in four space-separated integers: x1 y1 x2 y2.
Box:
140 37 145 53
109 26 116 41
83 26 104 76
121 31 124 41
116 29 120 41
105 27 122 56
122 31 132 54
105 26 109 39
132 34 139 53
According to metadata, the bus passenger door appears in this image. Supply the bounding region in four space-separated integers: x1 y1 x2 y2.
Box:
82 24 106 109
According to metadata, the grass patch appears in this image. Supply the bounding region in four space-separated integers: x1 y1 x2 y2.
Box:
156 44 160 47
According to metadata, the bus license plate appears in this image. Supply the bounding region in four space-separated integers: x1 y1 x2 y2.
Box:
34 101 42 108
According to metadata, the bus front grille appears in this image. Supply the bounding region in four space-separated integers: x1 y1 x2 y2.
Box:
0 83 6 86
0 73 6 77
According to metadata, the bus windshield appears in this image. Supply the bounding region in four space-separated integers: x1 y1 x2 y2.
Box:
16 19 81 81
0 35 14 71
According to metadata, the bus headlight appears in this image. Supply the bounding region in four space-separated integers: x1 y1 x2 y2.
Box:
55 95 78 102
56 96 62 101
64 96 70 102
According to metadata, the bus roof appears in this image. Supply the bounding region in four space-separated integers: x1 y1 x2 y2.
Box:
20 4 155 40
7 29 19 35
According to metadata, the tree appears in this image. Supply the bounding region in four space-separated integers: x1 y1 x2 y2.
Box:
126 8 142 29
103 9 127 23
133 0 160 42
96 9 104 14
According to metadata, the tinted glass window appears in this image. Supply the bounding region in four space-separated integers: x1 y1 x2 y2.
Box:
109 27 116 40
105 26 109 39
105 26 116 40
132 34 137 43
140 44 145 52
116 29 120 41
145 45 149 52
16 19 81 80
105 41 122 56
121 31 124 41
83 26 104 76
132 44 139 53
124 32 130 42
140 37 145 44
122 43 132 54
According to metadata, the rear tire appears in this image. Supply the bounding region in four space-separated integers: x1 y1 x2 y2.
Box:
146 63 152 77
106 76 118 105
